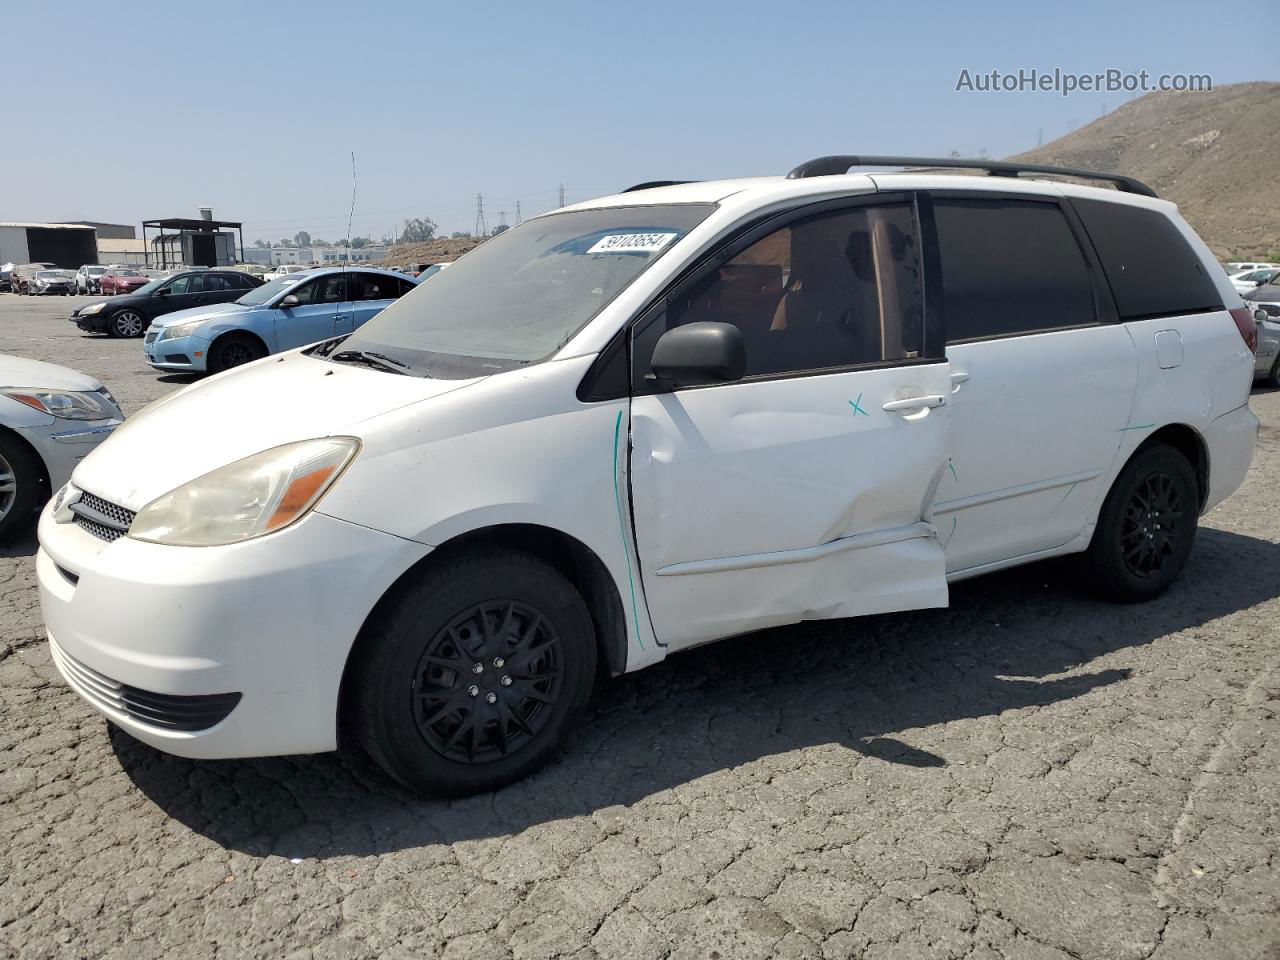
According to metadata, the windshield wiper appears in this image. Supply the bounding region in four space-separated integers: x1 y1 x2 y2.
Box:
329 349 411 375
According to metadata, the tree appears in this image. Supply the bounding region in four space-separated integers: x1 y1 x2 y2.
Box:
351 236 371 249
312 238 329 247
399 217 438 244
451 231 470 239
491 224 509 237
294 231 311 247
279 238 294 248
253 239 269 248
334 238 349 248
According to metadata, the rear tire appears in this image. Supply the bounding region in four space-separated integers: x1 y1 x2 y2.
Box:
1268 357 1280 390
0 432 47 545
1083 442 1198 602
350 550 597 795
206 333 266 374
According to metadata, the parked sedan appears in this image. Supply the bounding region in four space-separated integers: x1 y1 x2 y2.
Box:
1229 267 1280 295
0 354 123 542
99 267 149 296
72 269 265 338
1246 284 1280 387
29 270 76 295
144 267 417 374
74 265 108 295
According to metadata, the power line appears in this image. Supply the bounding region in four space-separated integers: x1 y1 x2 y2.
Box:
473 193 487 237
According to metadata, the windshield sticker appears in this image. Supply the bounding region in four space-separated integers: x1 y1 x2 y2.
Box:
587 232 677 255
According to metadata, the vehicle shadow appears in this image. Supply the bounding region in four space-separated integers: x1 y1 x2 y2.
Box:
155 374 202 385
112 526 1280 859
0 531 38 559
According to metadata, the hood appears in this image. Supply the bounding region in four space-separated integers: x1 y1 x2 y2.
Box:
71 349 483 509
1244 284 1280 303
0 354 102 392
150 301 256 328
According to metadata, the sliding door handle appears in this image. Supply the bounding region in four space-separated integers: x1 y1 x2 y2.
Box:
882 395 947 413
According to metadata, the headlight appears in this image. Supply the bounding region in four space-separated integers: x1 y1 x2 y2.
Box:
128 438 359 547
159 320 206 341
79 302 106 316
3 389 118 420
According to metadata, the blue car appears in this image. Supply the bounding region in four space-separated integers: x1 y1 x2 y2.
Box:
143 267 419 374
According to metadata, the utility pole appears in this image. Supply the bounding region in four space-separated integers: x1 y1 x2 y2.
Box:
558 183 565 208
498 210 507 230
516 200 522 225
474 193 487 238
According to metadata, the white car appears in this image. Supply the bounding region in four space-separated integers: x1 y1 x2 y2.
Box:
1226 262 1274 274
0 356 123 543
1229 267 1280 295
38 156 1258 795
265 264 310 281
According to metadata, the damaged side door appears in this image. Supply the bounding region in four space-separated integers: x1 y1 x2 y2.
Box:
628 194 952 650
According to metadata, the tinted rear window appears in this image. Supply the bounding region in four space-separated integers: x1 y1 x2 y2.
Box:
1072 198 1221 320
935 198 1095 342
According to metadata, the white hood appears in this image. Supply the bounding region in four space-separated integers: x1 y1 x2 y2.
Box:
0 354 102 393
72 350 482 510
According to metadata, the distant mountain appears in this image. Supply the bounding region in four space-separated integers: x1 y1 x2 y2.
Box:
1011 81 1279 260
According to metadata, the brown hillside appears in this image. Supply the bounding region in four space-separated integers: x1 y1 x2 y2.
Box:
1011 81 1280 259
379 235 485 268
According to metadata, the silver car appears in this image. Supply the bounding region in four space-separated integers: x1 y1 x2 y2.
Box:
0 355 123 542
1246 285 1280 387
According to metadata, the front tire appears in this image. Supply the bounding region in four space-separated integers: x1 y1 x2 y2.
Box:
206 333 267 374
109 309 145 338
350 550 597 795
1268 357 1280 390
1083 442 1198 602
0 433 47 545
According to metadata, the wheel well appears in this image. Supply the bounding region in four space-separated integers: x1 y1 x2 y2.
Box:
1139 424 1209 510
0 425 50 494
338 523 629 737
208 329 268 355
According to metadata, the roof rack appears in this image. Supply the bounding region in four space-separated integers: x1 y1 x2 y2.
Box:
786 155 1157 198
622 180 695 193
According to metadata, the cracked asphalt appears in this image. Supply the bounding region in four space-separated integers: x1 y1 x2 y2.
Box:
1 292 1278 960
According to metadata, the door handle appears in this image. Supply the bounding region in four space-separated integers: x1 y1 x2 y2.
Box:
882 395 947 412
950 371 970 393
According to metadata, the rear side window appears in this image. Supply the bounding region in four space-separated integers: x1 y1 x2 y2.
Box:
662 202 925 377
934 198 1095 342
1072 198 1222 320
350 273 396 301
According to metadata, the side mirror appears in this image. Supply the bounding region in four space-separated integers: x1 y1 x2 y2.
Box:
1256 307 1269 324
155 286 169 296
279 294 300 308
650 321 746 389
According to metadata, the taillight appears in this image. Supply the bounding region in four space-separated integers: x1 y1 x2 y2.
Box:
1229 306 1258 353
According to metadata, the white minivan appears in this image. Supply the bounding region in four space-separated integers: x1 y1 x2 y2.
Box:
37 156 1259 794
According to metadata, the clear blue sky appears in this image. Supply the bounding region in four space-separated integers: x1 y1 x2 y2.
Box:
4 0 1273 244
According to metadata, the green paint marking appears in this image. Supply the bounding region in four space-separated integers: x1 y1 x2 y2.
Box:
947 460 959 483
849 393 868 416
1117 423 1156 432
612 410 646 651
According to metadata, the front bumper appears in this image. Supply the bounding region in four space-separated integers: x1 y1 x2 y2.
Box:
144 330 209 371
72 312 109 333
37 502 430 759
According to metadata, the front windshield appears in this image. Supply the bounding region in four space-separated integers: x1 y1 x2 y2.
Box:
87 267 106 275
37 271 64 279
115 269 143 277
236 273 306 306
338 204 714 376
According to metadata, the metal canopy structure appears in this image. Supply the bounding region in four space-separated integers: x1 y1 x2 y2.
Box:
141 217 244 268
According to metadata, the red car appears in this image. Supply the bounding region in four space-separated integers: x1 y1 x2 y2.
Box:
99 267 150 296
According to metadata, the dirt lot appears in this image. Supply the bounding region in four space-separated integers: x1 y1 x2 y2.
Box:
1 292 1278 960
